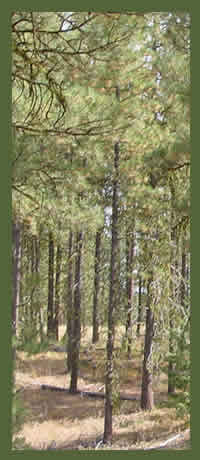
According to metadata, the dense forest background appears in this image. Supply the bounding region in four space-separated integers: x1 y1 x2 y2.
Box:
12 11 190 449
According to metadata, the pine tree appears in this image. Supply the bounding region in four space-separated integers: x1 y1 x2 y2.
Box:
69 231 83 393
103 141 120 444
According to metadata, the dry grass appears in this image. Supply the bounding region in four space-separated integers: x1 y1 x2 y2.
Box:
13 326 190 450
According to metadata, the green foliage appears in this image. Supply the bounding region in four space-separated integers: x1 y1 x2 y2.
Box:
176 391 190 419
12 393 26 435
17 320 50 354
19 339 50 355
12 392 31 449
12 13 190 435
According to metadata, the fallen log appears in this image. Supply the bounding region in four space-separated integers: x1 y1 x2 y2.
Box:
143 432 188 450
41 384 138 401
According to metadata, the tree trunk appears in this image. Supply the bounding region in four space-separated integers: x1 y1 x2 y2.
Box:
103 141 120 444
47 230 54 338
186 245 190 302
30 236 37 326
125 223 135 359
34 234 44 343
54 243 62 341
168 319 176 394
168 179 177 394
12 218 22 339
69 231 83 393
180 234 187 308
137 276 143 337
141 277 154 411
92 229 102 344
17 222 24 335
66 230 73 372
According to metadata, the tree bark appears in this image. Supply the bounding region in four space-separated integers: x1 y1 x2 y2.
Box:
168 319 176 394
125 223 135 359
180 234 187 308
69 231 83 393
12 218 22 338
67 230 73 372
30 236 36 325
47 230 55 338
54 243 62 341
103 141 120 444
136 276 143 336
168 179 177 394
34 234 44 343
17 222 24 335
141 277 154 411
92 229 102 344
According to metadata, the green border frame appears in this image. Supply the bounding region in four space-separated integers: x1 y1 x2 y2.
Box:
3 1 194 459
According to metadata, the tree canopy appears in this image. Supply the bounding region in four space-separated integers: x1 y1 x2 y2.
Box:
12 11 190 447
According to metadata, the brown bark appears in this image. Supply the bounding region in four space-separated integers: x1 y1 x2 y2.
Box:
17 222 24 331
168 260 178 394
125 224 135 359
168 319 176 394
30 236 36 324
136 276 142 336
141 278 154 411
103 141 120 444
67 230 73 372
69 231 83 393
180 235 187 308
54 243 62 341
168 179 177 394
12 218 22 337
33 232 44 343
47 231 55 338
92 229 102 343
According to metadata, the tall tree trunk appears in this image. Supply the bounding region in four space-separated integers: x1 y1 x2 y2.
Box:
34 234 44 342
168 179 177 394
67 230 73 372
136 276 143 337
47 230 54 339
54 243 62 341
186 245 190 302
125 223 135 359
168 318 176 394
180 234 187 308
69 231 83 393
30 236 36 325
18 222 24 335
92 229 102 344
103 141 120 444
141 277 154 411
12 218 22 340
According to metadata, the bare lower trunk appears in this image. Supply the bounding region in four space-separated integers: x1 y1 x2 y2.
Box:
47 231 54 338
69 231 83 393
168 179 177 394
35 233 44 343
67 230 73 372
54 243 62 341
92 229 102 344
125 223 135 359
136 276 142 336
103 141 120 444
168 316 176 394
12 218 22 338
141 278 154 411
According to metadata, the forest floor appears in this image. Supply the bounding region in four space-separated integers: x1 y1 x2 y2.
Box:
13 326 190 450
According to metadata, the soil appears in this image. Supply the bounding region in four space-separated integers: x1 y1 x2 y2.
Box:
13 345 190 451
